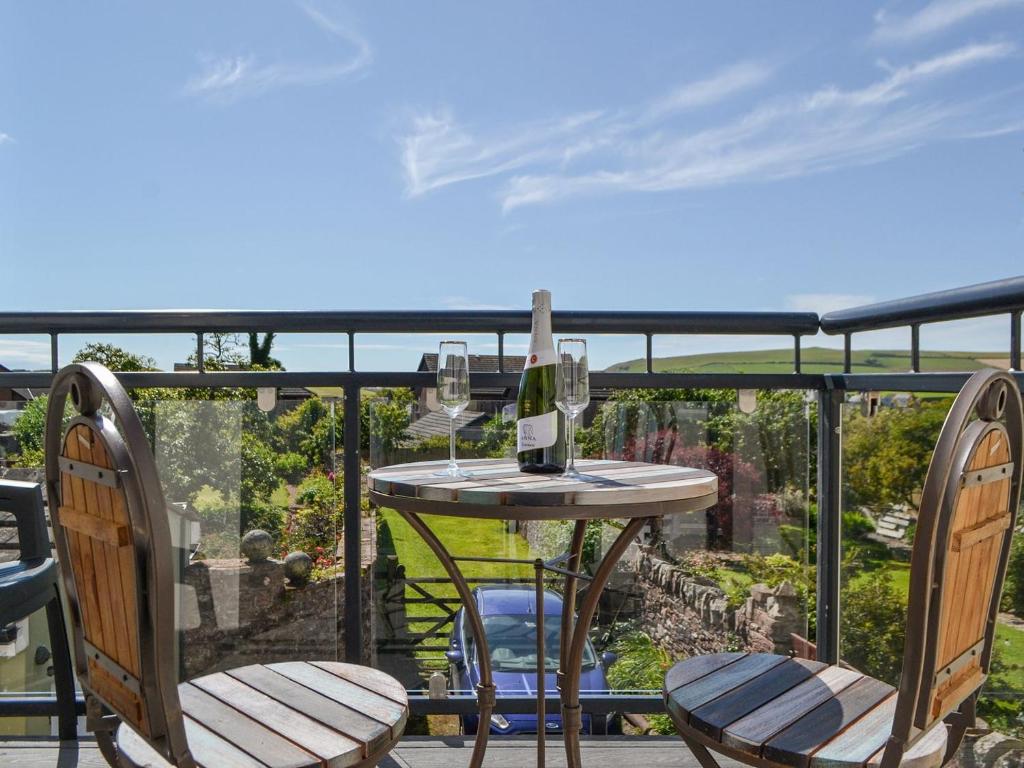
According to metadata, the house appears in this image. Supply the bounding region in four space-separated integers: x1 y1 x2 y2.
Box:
415 353 526 417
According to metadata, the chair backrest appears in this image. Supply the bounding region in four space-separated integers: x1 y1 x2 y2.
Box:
0 479 49 563
889 369 1023 754
45 362 191 766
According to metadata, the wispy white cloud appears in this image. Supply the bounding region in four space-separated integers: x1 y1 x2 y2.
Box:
872 0 1024 44
786 293 875 314
401 60 772 198
644 61 775 120
185 3 371 103
0 339 52 368
0 133 13 145
399 42 1021 211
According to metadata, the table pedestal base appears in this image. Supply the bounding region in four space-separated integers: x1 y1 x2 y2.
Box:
396 509 651 768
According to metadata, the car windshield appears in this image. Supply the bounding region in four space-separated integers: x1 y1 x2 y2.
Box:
469 613 598 671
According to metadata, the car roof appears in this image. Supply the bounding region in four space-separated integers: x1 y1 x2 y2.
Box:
474 585 564 617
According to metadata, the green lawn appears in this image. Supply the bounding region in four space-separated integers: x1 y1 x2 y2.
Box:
376 508 539 668
607 347 1005 375
378 508 537 580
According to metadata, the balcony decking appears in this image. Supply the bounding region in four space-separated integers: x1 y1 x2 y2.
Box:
0 735 745 768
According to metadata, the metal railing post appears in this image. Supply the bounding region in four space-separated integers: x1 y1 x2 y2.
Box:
50 333 59 373
816 384 843 665
1011 311 1021 372
343 382 363 663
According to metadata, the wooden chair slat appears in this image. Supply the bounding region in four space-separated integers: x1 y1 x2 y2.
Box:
89 659 146 733
762 676 895 768
866 723 947 768
119 716 270 768
939 431 1003 663
179 683 322 768
269 662 408 726
227 665 395 752
64 429 107 654
667 653 789 719
190 672 363 768
721 666 863 754
57 505 131 548
109 484 141 675
807 693 897 768
951 513 1010 552
689 658 826 740
82 433 136 678
664 652 747 694
309 662 410 707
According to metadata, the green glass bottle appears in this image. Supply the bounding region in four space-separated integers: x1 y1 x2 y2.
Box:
517 289 566 473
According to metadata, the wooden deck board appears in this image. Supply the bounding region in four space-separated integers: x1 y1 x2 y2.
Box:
0 736 746 768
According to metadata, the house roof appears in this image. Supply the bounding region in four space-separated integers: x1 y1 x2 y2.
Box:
405 409 490 441
418 354 527 373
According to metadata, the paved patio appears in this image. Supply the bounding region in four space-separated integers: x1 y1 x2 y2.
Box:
0 735 745 767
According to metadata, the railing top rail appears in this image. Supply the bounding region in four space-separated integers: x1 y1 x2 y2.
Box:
0 309 820 336
819 275 1024 335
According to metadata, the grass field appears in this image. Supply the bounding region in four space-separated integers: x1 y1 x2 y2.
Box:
607 347 1006 375
376 508 539 670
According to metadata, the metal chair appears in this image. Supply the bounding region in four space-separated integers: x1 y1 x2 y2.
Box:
0 479 78 740
45 362 407 768
663 368 1023 768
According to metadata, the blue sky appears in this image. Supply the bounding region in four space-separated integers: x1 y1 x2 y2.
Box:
2 1 1023 371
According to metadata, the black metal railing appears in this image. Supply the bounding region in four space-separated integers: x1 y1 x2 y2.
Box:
0 275 1022 721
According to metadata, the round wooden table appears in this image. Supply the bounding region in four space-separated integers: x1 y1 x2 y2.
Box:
368 458 718 768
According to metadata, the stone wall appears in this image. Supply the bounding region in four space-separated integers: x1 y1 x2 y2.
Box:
181 558 372 678
633 548 805 658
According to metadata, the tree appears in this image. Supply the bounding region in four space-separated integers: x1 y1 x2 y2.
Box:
73 343 157 371
366 390 412 463
844 399 952 509
248 333 281 368
840 568 906 685
11 396 49 466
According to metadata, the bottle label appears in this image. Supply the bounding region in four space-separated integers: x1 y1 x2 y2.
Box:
523 348 556 369
517 410 558 452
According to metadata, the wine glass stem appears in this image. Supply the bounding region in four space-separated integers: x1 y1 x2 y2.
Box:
449 412 458 473
567 414 576 473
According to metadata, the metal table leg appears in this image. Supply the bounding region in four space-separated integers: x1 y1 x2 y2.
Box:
560 517 648 768
395 510 495 768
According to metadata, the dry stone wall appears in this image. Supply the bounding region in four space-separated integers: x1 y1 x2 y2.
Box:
633 548 805 657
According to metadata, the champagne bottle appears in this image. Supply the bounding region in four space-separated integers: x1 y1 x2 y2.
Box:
517 289 566 473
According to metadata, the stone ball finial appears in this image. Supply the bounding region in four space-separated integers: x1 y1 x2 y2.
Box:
284 551 314 586
241 530 274 563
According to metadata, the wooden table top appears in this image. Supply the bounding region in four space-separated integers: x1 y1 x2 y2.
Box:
367 458 718 521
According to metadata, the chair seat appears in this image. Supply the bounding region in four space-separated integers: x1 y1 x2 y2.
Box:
117 661 408 768
664 653 947 768
0 557 58 627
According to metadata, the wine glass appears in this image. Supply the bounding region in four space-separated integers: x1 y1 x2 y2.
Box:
436 341 472 478
555 338 590 479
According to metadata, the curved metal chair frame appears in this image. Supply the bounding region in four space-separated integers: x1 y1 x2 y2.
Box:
664 369 1023 768
882 369 1022 765
45 362 191 766
45 362 408 768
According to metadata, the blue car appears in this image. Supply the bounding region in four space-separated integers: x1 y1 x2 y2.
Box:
445 585 617 735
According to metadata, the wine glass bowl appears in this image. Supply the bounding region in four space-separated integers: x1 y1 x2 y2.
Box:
437 341 472 478
555 338 590 479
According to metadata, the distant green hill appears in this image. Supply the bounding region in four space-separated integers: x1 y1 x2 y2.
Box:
606 347 1009 375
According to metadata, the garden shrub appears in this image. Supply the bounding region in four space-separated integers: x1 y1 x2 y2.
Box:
274 451 308 484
